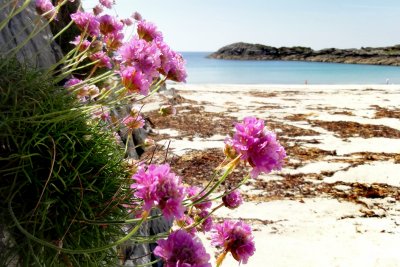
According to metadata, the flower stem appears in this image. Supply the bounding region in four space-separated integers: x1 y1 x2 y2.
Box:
216 250 228 267
190 155 241 207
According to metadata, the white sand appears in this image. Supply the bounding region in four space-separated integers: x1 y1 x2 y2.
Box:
200 198 400 267
325 162 400 186
149 84 400 267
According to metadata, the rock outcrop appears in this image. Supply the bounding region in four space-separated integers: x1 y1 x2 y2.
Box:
0 0 64 69
208 42 400 66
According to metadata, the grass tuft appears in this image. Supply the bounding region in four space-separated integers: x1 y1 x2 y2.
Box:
0 58 133 266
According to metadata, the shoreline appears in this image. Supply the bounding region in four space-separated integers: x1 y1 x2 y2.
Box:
170 83 400 91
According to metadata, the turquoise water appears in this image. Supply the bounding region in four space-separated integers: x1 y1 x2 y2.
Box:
181 52 400 84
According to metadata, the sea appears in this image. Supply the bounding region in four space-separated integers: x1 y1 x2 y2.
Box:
181 52 400 84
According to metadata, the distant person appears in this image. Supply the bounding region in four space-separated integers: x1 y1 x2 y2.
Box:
386 78 390 84
305 80 308 85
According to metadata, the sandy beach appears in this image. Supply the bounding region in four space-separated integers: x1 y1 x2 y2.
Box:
142 84 400 267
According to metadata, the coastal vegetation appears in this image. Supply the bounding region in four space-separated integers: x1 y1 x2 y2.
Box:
0 0 285 266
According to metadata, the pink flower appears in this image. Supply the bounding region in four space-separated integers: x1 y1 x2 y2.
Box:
89 51 112 69
165 51 187 82
121 114 145 130
35 0 57 20
87 84 100 99
159 105 176 116
64 78 82 88
222 190 243 209
71 11 100 37
70 36 91 52
119 65 151 95
143 138 155 147
100 112 110 121
154 230 211 267
104 31 124 51
137 20 163 42
226 116 286 178
131 164 186 220
198 210 213 232
132 12 142 21
121 18 133 26
93 5 104 16
212 220 255 264
187 186 212 211
92 109 110 121
99 0 113 9
118 37 161 78
157 41 187 82
90 40 103 53
76 84 99 101
99 14 124 36
177 215 197 236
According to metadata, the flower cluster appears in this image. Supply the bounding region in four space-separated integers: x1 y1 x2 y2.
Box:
99 0 113 9
33 1 287 266
127 116 283 266
118 31 187 95
226 116 286 178
222 189 243 209
61 1 187 99
121 114 145 130
51 0 187 134
131 164 185 220
71 11 100 37
183 186 214 233
212 220 256 265
187 186 212 211
154 230 211 267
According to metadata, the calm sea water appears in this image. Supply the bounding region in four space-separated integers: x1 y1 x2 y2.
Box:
181 52 400 84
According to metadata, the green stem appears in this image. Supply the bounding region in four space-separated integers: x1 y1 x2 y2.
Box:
51 19 74 41
15 104 104 123
183 156 230 206
76 213 162 225
54 59 99 84
209 174 250 202
0 0 30 32
136 259 161 267
190 156 240 208
184 203 224 231
135 77 168 103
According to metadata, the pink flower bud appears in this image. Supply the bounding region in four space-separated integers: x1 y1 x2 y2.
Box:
159 105 176 116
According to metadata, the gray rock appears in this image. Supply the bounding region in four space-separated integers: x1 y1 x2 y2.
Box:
0 0 63 69
208 42 400 66
111 106 151 159
122 209 172 266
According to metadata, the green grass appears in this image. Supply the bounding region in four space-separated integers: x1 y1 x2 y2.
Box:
0 59 134 266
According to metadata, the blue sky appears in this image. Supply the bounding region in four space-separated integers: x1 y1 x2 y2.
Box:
84 0 400 52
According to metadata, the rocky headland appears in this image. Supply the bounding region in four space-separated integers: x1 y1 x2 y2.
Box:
208 42 400 66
